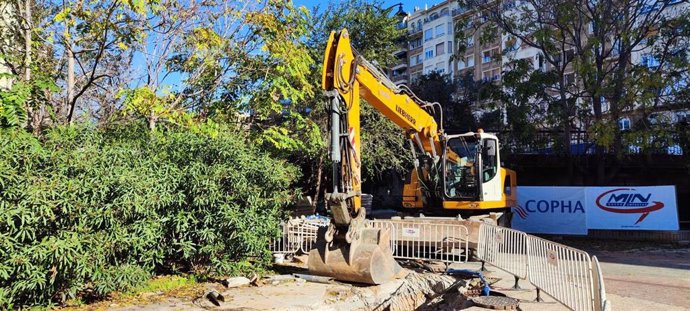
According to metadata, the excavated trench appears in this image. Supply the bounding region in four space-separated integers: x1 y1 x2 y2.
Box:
325 270 489 311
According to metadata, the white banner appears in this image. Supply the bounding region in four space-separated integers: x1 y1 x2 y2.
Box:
585 186 679 230
512 187 587 235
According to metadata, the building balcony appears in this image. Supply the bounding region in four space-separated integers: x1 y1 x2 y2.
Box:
452 8 467 16
408 28 422 36
391 62 408 71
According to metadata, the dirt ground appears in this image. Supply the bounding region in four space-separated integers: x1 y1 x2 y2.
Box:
102 240 690 311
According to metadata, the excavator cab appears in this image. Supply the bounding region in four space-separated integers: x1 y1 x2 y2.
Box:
442 131 503 203
403 130 516 214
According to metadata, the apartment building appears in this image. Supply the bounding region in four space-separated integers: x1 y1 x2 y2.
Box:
405 1 458 83
390 5 412 85
455 6 504 84
395 0 689 129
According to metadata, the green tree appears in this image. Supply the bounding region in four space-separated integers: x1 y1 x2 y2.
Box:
410 71 478 131
313 0 411 182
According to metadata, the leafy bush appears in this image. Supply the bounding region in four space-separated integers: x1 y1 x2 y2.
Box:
0 125 298 307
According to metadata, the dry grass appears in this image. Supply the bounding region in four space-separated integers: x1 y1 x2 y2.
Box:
57 275 205 311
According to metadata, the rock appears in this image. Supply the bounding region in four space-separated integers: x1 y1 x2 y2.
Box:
223 276 251 288
205 290 225 306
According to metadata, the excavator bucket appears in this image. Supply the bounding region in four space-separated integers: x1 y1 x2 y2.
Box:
308 226 402 285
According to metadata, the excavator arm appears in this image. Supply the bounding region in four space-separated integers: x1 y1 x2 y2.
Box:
308 29 448 285
321 29 446 214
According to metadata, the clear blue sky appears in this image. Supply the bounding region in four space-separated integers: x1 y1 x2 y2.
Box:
294 0 435 15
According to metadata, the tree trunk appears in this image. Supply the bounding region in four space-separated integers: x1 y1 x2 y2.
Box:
24 0 30 81
65 5 75 124
66 45 75 123
312 154 325 209
148 111 157 131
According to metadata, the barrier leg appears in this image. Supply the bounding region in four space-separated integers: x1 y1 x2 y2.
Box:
512 275 521 290
480 261 490 272
534 288 544 302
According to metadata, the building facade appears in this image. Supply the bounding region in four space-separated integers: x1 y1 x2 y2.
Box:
391 0 690 132
406 1 458 82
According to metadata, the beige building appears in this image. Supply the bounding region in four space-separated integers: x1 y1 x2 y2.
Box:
405 1 458 83
453 3 502 84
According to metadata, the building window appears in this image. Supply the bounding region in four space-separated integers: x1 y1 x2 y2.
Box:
447 41 453 54
482 68 500 82
425 48 434 60
641 54 660 68
482 49 495 63
410 38 422 49
466 36 475 48
448 22 453 34
424 66 433 74
482 70 490 81
435 24 445 37
436 42 445 56
466 55 475 67
459 55 475 69
618 118 631 131
424 28 433 41
440 8 449 16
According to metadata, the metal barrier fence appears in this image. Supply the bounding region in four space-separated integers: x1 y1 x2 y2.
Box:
370 219 470 263
592 256 611 311
269 221 300 254
270 218 470 264
476 223 528 280
294 219 327 253
273 221 608 311
477 224 607 311
527 235 595 311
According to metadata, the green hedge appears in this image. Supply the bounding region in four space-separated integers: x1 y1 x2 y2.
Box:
0 126 298 308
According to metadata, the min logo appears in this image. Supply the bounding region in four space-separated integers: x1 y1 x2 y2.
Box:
595 188 665 224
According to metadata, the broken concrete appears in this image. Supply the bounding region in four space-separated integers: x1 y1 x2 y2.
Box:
223 276 251 288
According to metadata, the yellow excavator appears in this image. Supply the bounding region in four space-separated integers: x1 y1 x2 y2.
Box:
308 29 517 285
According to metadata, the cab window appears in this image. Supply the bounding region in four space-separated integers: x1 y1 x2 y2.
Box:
444 136 478 199
482 138 498 182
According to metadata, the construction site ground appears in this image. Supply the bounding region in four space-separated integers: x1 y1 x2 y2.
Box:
80 239 690 311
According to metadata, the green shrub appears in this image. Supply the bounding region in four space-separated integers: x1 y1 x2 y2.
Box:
0 125 298 307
